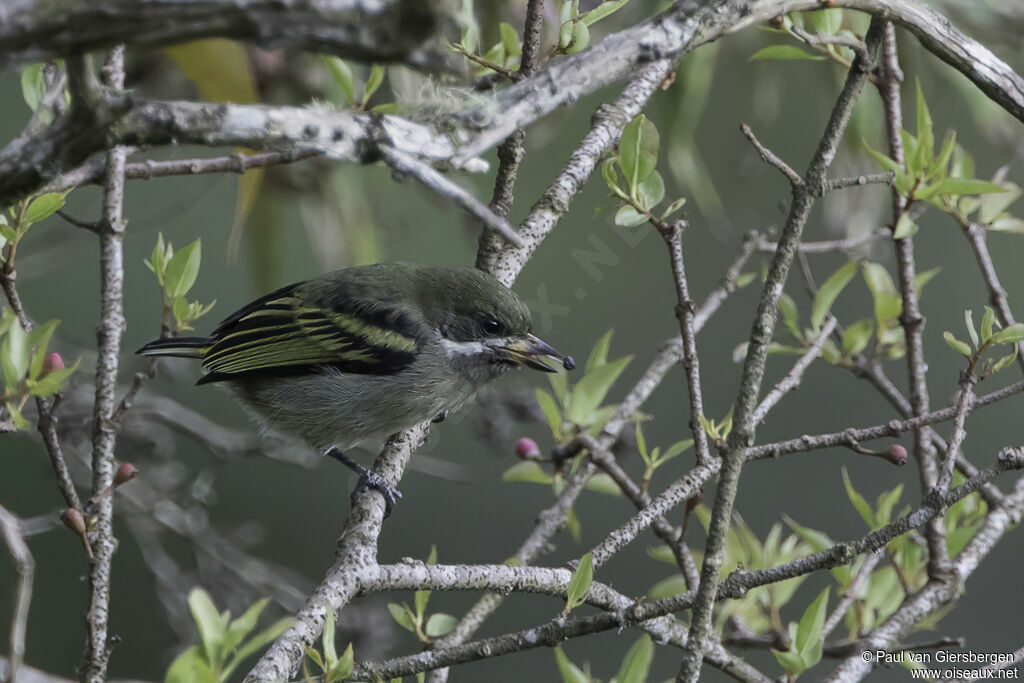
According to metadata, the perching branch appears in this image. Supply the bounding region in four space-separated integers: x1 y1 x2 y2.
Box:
81 46 128 683
0 505 34 683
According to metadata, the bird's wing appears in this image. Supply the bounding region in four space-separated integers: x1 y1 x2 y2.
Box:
197 282 421 384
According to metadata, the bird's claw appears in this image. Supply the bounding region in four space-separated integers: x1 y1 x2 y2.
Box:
351 470 403 517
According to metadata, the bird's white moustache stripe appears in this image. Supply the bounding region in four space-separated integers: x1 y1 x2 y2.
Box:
440 338 490 357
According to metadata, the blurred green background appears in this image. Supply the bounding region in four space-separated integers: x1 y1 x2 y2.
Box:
2 2 1024 681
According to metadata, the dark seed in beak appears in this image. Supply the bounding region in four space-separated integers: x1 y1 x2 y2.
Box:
563 355 576 371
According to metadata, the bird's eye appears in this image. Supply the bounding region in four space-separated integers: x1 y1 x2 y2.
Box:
481 317 503 335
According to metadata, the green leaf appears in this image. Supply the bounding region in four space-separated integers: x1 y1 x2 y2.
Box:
841 318 873 356
614 205 648 227
502 461 554 485
566 21 590 54
842 468 874 527
964 310 979 349
980 307 997 342
749 45 825 61
499 22 522 58
930 178 1007 197
635 170 665 209
772 649 806 678
28 359 80 397
584 328 617 372
915 266 941 296
322 57 355 105
602 158 625 198
187 588 226 667
991 347 1018 374
565 552 594 613
387 603 416 633
230 617 294 671
164 238 202 299
943 331 972 357
23 193 65 225
553 647 590 683
807 7 843 34
811 260 857 331
20 64 46 112
614 634 654 683
364 65 385 102
425 613 457 637
2 317 29 390
647 573 689 599
223 599 268 660
618 114 660 190
536 389 563 435
915 80 934 166
863 140 901 174
28 318 59 379
779 293 801 341
795 587 830 664
567 356 631 424
992 323 1024 345
328 643 354 680
584 473 622 497
581 0 630 26
661 197 687 219
165 645 218 683
893 212 918 239
979 182 1021 224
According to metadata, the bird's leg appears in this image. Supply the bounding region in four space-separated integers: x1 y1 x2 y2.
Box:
432 410 449 423
323 447 403 516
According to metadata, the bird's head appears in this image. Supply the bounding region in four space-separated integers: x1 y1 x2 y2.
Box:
412 267 570 379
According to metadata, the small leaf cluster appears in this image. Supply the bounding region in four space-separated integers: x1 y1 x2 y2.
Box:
865 82 1007 239
635 423 691 492
943 307 1023 376
386 546 458 643
698 408 732 448
164 588 293 683
753 260 939 366
453 21 523 77
321 58 393 113
771 587 829 679
602 114 686 228
556 0 631 56
1 313 78 429
145 234 215 332
647 511 812 634
302 610 354 683
1 192 67 255
553 634 654 683
751 9 863 65
535 329 633 442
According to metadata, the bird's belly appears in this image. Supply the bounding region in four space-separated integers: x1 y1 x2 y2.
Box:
228 367 476 451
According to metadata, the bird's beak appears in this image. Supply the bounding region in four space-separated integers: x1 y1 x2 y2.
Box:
496 334 566 373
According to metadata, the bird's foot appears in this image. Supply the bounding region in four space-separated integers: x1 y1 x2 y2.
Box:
324 447 403 517
432 410 449 423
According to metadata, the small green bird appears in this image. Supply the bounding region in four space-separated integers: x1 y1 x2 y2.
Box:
138 263 571 509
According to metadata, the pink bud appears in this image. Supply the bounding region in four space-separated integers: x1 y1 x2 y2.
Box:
60 508 86 535
114 462 138 486
40 352 65 377
515 437 540 460
885 444 908 466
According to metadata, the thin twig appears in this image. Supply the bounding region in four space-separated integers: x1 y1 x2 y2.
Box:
821 550 882 639
756 229 888 254
741 123 802 186
379 146 523 248
81 45 127 683
659 219 714 465
877 21 949 577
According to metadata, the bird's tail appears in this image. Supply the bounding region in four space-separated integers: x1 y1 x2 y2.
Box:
136 337 211 359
